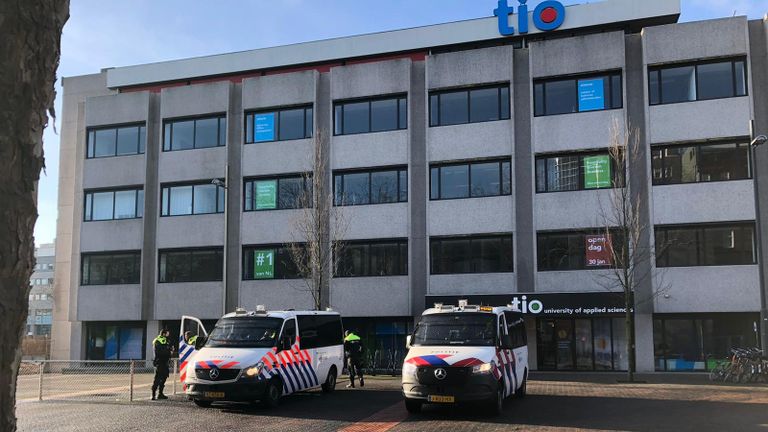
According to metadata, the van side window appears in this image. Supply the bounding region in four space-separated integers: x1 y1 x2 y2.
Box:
504 312 527 349
281 319 297 348
297 315 343 349
498 315 514 348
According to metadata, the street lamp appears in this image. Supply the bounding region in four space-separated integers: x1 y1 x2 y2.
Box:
750 127 768 351
212 166 229 315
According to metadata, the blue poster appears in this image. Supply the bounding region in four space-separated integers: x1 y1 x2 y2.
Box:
578 78 605 112
255 113 276 142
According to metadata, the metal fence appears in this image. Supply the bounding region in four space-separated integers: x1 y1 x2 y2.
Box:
18 360 179 403
361 349 404 376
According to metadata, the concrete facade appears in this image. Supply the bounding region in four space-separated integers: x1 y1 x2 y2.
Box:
54 5 768 373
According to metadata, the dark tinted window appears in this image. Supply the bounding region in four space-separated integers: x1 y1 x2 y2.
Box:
651 142 750 185
84 188 143 221
81 252 141 285
159 248 223 283
537 230 625 271
334 167 408 206
431 159 511 200
430 85 510 126
297 315 343 349
161 182 225 216
656 223 755 267
334 95 407 135
536 152 624 193
87 124 145 159
245 106 313 143
533 72 622 116
244 175 312 211
430 235 513 274
243 245 304 280
649 58 747 105
163 116 226 151
336 239 408 277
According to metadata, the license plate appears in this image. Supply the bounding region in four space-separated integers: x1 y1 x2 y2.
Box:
428 395 455 403
204 392 225 399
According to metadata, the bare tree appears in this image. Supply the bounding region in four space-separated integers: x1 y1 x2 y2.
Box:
596 120 669 383
288 132 348 310
0 1 69 430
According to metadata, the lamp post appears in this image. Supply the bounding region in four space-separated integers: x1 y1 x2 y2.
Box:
212 165 229 315
749 123 768 351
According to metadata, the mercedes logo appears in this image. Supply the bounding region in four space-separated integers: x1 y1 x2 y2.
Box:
208 368 220 380
434 368 447 380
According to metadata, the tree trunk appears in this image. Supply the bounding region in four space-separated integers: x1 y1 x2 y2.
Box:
625 291 636 382
0 2 69 430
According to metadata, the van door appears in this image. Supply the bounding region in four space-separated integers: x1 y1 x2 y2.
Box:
276 318 308 395
497 313 516 397
504 311 528 386
179 316 208 385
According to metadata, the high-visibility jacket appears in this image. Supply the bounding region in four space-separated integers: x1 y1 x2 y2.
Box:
344 333 363 360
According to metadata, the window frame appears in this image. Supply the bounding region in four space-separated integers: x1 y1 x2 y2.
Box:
243 173 313 212
655 222 756 268
333 94 408 136
83 186 144 222
162 114 227 152
533 70 623 117
651 140 752 186
429 83 511 127
242 243 307 280
244 104 314 143
334 238 409 278
429 234 514 275
160 180 226 217
333 166 408 207
158 247 224 283
535 150 625 194
80 250 142 286
86 122 146 159
430 158 512 201
648 57 748 106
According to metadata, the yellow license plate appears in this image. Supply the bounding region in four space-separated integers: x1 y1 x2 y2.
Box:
428 395 455 403
204 392 225 399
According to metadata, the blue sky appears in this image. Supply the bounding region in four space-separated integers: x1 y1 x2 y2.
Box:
35 0 766 245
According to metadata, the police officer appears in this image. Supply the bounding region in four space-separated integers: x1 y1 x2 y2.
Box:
344 330 364 388
184 331 197 348
152 329 172 400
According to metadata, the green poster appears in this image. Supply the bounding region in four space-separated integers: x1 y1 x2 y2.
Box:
253 249 275 279
584 155 612 189
256 180 277 210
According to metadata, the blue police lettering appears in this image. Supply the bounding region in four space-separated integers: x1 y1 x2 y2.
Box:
494 0 566 36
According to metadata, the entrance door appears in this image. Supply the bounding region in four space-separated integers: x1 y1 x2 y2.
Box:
575 319 593 370
555 320 574 370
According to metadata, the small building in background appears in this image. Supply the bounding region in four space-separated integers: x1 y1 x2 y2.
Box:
24 242 55 360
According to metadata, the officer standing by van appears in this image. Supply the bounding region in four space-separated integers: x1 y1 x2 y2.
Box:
344 330 364 388
152 328 173 400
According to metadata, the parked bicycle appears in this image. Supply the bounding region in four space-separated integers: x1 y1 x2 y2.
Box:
709 347 768 383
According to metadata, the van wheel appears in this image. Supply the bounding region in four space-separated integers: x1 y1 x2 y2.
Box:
404 399 422 414
193 399 212 408
488 383 504 416
322 367 337 394
517 370 528 399
261 379 282 408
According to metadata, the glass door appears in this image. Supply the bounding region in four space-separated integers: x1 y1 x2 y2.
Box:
537 319 557 370
574 319 593 370
555 319 574 370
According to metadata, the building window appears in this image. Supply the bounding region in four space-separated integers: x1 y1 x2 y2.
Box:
336 239 408 277
245 106 313 143
244 175 312 211
84 188 144 221
35 324 52 336
430 159 511 200
161 181 225 216
535 151 624 193
430 234 513 274
334 167 408 206
87 124 146 159
163 115 226 151
86 322 146 360
34 310 52 326
81 252 142 285
655 223 755 267
651 142 751 185
649 58 747 105
537 230 625 271
243 245 305 280
158 248 223 283
429 85 510 127
534 72 622 116
334 95 407 135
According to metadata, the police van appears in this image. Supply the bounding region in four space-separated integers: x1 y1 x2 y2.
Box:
179 307 344 408
401 301 529 415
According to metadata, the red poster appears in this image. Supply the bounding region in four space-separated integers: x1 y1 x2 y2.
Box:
585 234 613 267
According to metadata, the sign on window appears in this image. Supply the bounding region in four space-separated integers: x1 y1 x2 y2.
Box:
583 155 612 189
255 180 277 210
585 234 613 267
578 78 605 112
253 249 275 279
255 113 276 142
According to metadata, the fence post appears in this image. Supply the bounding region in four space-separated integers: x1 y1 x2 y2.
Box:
38 362 44 401
129 360 135 402
172 359 178 395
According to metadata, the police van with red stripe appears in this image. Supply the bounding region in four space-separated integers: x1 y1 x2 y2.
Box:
179 307 344 408
402 301 528 415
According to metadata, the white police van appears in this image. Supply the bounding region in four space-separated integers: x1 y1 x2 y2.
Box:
179 307 344 408
401 301 529 415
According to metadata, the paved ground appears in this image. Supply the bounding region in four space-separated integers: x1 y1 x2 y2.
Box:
15 373 768 432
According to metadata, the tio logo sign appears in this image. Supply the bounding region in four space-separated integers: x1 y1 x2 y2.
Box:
508 295 544 314
494 0 566 36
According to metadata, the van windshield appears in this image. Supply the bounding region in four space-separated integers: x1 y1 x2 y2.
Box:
206 317 283 348
412 313 497 347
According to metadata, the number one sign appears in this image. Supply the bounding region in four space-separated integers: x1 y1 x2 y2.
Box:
253 249 275 279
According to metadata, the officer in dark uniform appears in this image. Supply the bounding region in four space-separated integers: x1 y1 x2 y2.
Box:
152 328 172 400
344 330 365 388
